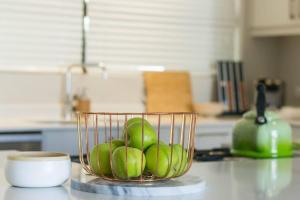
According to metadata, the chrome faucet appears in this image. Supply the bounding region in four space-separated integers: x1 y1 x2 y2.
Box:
63 62 107 120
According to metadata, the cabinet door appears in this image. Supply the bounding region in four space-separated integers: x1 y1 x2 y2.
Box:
195 133 231 150
251 0 292 28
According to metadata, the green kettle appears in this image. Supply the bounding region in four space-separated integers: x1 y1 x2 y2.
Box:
232 84 293 158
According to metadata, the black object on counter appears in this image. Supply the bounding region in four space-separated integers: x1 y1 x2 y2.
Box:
193 148 232 162
71 155 88 164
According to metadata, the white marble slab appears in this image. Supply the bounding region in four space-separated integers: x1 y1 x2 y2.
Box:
71 173 205 197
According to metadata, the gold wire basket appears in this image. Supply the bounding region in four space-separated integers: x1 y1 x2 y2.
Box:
77 112 197 182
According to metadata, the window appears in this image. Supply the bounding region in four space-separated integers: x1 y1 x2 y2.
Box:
87 0 238 72
0 0 82 69
0 0 238 72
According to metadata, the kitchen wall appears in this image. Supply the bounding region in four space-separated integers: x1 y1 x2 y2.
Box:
242 0 281 103
242 0 300 107
0 71 214 118
278 36 300 106
0 0 288 117
0 71 144 118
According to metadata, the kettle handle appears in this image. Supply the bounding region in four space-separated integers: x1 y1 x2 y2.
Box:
255 83 267 125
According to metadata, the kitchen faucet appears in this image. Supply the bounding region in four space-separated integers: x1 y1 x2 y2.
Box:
63 62 107 121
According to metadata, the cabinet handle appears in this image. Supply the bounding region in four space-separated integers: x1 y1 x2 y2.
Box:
290 0 296 19
298 0 300 19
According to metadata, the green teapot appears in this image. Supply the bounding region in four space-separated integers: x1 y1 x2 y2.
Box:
232 84 293 158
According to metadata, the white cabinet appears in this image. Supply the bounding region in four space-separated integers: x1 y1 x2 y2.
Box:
292 125 300 141
41 125 235 156
250 0 300 36
41 126 178 156
194 125 233 150
42 129 79 156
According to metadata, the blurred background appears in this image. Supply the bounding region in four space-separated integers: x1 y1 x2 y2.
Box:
1 0 300 155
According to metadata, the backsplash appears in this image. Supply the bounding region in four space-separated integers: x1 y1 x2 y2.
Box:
0 71 215 118
278 37 300 106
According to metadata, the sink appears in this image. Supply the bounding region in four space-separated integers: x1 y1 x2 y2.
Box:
35 120 77 125
35 119 119 125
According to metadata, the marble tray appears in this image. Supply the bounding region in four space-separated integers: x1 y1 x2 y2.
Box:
71 171 205 197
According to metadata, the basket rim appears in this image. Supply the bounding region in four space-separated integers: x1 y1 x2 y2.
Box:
76 111 198 115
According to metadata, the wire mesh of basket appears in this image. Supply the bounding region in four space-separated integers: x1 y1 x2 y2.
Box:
77 112 197 182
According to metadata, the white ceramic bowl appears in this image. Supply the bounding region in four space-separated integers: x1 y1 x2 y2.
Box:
5 152 71 187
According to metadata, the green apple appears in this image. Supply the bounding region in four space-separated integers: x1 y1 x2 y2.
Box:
125 117 151 127
145 144 179 177
154 140 166 145
112 146 146 179
172 144 188 175
122 117 152 140
112 140 125 146
90 140 124 176
124 122 157 151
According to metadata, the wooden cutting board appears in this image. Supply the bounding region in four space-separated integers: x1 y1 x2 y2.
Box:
143 71 193 112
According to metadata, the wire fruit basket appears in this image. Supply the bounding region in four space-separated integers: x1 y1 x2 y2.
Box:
77 112 197 182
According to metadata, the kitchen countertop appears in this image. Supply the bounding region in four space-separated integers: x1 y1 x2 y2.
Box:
0 151 300 200
0 117 237 132
0 117 238 155
0 118 78 132
2 116 300 133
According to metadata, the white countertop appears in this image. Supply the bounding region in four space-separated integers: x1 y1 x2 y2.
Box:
2 116 300 133
0 117 238 155
0 117 237 132
0 151 299 200
0 118 77 132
